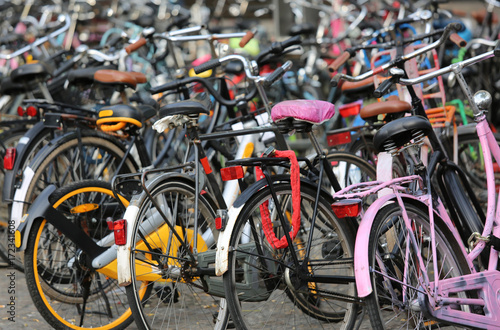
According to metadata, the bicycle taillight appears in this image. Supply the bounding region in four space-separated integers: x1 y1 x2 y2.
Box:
331 199 362 218
3 147 16 170
111 219 127 245
220 166 244 181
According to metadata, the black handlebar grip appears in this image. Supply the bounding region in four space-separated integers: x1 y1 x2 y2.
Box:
373 78 394 98
495 40 500 57
149 80 184 94
264 67 286 88
279 35 302 50
193 58 221 74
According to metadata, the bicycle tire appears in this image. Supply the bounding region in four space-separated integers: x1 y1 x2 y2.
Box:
24 179 151 329
365 200 471 329
12 130 138 271
125 177 229 330
324 151 377 187
223 181 358 329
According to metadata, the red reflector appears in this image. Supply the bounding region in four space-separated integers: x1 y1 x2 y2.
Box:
327 132 351 146
26 105 37 117
331 199 362 218
220 166 244 181
494 163 500 173
17 106 25 116
3 148 16 170
338 102 361 118
113 219 127 245
215 217 223 230
106 218 114 230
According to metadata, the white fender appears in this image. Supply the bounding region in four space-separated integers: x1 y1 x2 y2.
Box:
215 204 244 276
11 167 34 231
116 204 139 286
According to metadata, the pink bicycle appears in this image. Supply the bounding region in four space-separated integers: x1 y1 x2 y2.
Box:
332 28 500 328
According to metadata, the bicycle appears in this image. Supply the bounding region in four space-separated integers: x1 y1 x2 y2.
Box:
332 32 500 329
116 45 377 330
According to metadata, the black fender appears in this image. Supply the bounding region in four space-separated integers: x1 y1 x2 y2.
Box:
126 171 203 209
233 174 335 207
16 184 107 259
26 128 138 173
233 173 359 233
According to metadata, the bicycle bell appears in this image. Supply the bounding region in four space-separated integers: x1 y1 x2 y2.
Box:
473 90 492 111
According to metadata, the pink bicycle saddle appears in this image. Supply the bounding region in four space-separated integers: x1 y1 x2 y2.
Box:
271 100 335 124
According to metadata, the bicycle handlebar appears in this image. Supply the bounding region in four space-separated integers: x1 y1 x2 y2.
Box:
264 61 293 87
125 37 147 54
255 35 302 65
153 53 292 107
397 40 500 86
0 14 71 60
239 29 256 48
331 23 464 87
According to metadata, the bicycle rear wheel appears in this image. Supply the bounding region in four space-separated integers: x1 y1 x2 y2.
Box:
126 178 228 329
365 200 471 329
24 180 150 329
223 181 357 329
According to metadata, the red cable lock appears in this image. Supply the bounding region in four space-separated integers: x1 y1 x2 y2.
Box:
255 150 300 249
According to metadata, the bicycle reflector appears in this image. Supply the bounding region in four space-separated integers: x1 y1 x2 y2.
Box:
338 101 361 118
26 105 38 117
220 166 244 181
327 131 351 147
111 219 127 245
331 199 362 218
3 148 16 170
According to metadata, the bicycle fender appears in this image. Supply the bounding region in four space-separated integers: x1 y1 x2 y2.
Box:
10 166 35 233
16 185 108 261
2 122 47 202
216 176 290 276
116 172 195 286
26 129 131 172
15 184 57 252
355 192 420 298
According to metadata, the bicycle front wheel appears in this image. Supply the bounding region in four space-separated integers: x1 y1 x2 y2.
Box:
126 178 228 329
365 200 471 329
24 180 149 329
223 181 357 329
